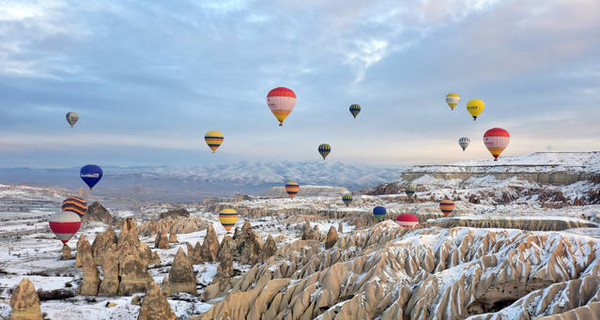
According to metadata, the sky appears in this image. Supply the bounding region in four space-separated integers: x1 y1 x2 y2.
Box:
1 0 599 168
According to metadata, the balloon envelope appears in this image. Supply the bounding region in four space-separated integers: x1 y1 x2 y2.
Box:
446 93 460 110
219 208 239 232
285 182 300 199
342 194 353 206
484 128 510 161
349 104 361 118
373 206 386 222
205 130 224 153
61 196 87 217
395 213 419 228
318 144 331 160
66 112 79 128
80 164 103 190
267 87 296 126
49 211 81 244
439 199 455 216
405 186 416 198
458 137 471 151
466 99 485 120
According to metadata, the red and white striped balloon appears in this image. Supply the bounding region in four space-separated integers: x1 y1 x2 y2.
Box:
483 128 510 161
49 211 81 244
395 213 419 228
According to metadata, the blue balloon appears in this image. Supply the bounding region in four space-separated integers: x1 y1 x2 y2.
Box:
80 164 103 190
373 206 386 222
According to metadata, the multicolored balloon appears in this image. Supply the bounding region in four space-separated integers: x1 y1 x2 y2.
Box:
49 211 81 245
373 206 386 222
61 196 87 217
267 87 296 126
466 99 484 120
439 199 455 216
285 181 300 199
66 112 79 128
80 164 103 191
318 144 331 160
405 186 415 198
395 213 419 228
484 128 510 161
204 130 224 153
342 194 353 207
219 208 239 232
349 104 361 118
446 93 460 110
458 137 471 151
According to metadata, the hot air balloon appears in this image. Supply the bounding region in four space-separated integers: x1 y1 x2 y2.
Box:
446 93 460 110
405 186 416 198
285 182 300 199
205 130 224 153
49 211 81 245
267 87 296 126
349 104 361 118
458 137 471 151
395 213 419 228
318 144 331 160
65 112 79 128
342 194 353 206
219 208 239 232
466 99 484 120
61 196 87 217
373 206 386 222
80 164 103 191
439 199 455 216
484 128 510 161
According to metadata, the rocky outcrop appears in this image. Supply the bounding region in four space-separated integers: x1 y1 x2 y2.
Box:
260 235 277 262
217 236 236 264
324 226 338 249
60 244 72 260
200 225 219 262
154 231 169 249
137 281 177 320
78 238 100 296
202 245 234 301
425 216 598 231
301 221 318 240
162 248 196 295
75 235 90 267
118 253 153 296
98 249 120 296
168 232 177 243
117 218 160 266
238 222 262 265
91 226 117 265
193 222 600 320
9 278 42 320
158 207 190 220
83 201 113 225
138 216 210 237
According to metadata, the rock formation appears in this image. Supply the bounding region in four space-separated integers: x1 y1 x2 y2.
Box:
118 253 153 296
158 207 190 220
301 221 318 240
154 231 169 249
217 235 236 264
338 221 343 233
260 235 277 262
78 238 100 296
138 216 210 237
238 222 262 265
83 201 113 225
9 278 42 320
91 226 117 265
137 281 177 320
60 244 72 260
117 218 160 266
168 232 177 243
202 242 235 301
75 235 90 267
98 249 120 296
324 226 338 249
192 222 600 320
162 248 196 295
200 225 219 262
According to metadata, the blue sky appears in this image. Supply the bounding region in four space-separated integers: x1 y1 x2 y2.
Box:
1 0 599 168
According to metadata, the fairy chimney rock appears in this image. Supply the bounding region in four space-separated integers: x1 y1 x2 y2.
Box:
9 278 42 320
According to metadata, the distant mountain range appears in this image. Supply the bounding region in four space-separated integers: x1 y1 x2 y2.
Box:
0 161 403 201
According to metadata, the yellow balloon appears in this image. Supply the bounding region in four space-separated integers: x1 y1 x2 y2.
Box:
466 99 484 121
446 93 460 110
204 130 224 153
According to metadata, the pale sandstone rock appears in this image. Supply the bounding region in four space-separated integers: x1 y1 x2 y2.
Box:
137 281 177 320
9 278 42 320
163 248 196 295
201 225 219 262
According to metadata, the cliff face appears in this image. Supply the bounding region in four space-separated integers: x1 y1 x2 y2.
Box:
194 222 600 320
